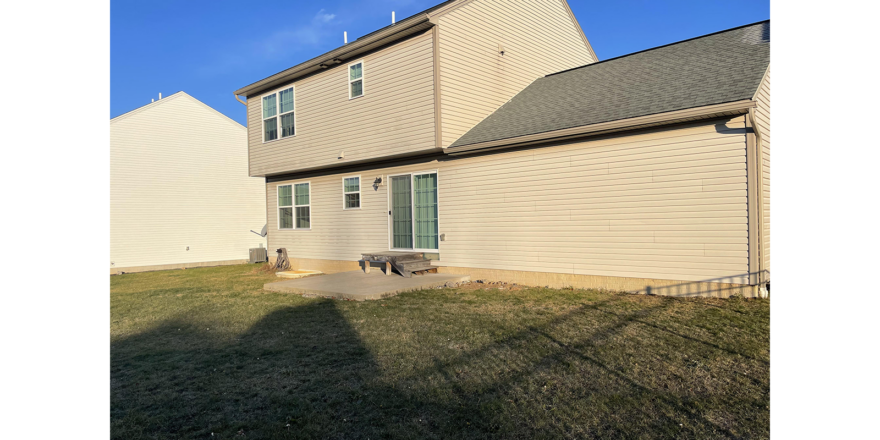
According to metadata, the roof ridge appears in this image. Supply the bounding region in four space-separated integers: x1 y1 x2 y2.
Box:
111 92 245 130
355 0 456 41
110 91 186 122
235 0 458 96
546 19 770 78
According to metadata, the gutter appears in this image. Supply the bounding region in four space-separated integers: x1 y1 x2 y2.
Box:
234 14 434 97
445 99 759 156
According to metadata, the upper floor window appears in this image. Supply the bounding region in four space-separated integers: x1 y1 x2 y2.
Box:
262 86 295 142
349 61 364 99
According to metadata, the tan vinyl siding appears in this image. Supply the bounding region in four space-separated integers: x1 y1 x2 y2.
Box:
436 0 595 148
111 93 267 270
267 116 750 283
247 31 436 177
753 67 770 275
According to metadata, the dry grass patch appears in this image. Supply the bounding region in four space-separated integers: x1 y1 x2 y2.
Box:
112 265 769 439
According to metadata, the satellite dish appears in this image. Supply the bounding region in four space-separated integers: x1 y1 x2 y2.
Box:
250 224 268 237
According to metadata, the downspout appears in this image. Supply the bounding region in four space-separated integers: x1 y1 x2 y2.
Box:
234 94 247 106
749 108 763 145
747 107 768 293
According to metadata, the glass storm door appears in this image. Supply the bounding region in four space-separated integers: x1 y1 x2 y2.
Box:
391 175 413 249
390 173 438 251
413 173 439 250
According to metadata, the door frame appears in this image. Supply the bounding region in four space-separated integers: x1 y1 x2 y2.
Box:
386 169 440 252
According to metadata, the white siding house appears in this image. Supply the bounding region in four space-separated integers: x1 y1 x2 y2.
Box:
110 92 266 273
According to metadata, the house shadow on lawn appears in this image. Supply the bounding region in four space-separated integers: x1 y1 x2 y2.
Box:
112 300 384 439
112 296 767 439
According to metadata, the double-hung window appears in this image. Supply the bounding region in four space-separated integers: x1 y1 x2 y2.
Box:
294 183 311 229
278 185 293 229
343 176 360 209
278 183 310 230
349 61 364 99
262 86 295 142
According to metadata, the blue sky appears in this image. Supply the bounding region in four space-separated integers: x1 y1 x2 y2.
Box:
111 0 769 125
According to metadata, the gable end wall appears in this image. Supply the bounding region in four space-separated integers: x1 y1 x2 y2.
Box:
436 0 596 148
111 95 267 270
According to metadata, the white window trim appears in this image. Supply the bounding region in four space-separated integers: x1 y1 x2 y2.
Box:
348 60 364 100
386 170 440 253
342 175 362 210
261 85 296 143
277 182 311 231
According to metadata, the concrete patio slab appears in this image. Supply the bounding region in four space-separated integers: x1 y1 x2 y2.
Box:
263 270 471 301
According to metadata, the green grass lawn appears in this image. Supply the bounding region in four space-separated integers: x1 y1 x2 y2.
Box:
111 264 769 439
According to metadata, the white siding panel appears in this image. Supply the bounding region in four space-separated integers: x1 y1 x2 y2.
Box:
111 93 266 270
247 31 436 176
268 117 749 283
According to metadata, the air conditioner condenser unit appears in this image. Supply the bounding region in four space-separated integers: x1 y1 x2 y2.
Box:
249 247 268 264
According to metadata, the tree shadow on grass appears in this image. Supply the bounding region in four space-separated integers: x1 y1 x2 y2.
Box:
390 299 763 439
112 296 768 439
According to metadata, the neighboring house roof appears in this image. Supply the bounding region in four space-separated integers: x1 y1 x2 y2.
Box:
449 20 770 150
111 91 245 130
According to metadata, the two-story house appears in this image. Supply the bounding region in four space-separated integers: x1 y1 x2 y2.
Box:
233 0 770 297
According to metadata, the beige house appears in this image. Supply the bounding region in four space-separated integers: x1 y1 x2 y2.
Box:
233 0 770 297
110 92 267 274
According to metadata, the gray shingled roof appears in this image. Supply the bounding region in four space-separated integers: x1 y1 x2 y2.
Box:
449 20 770 149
